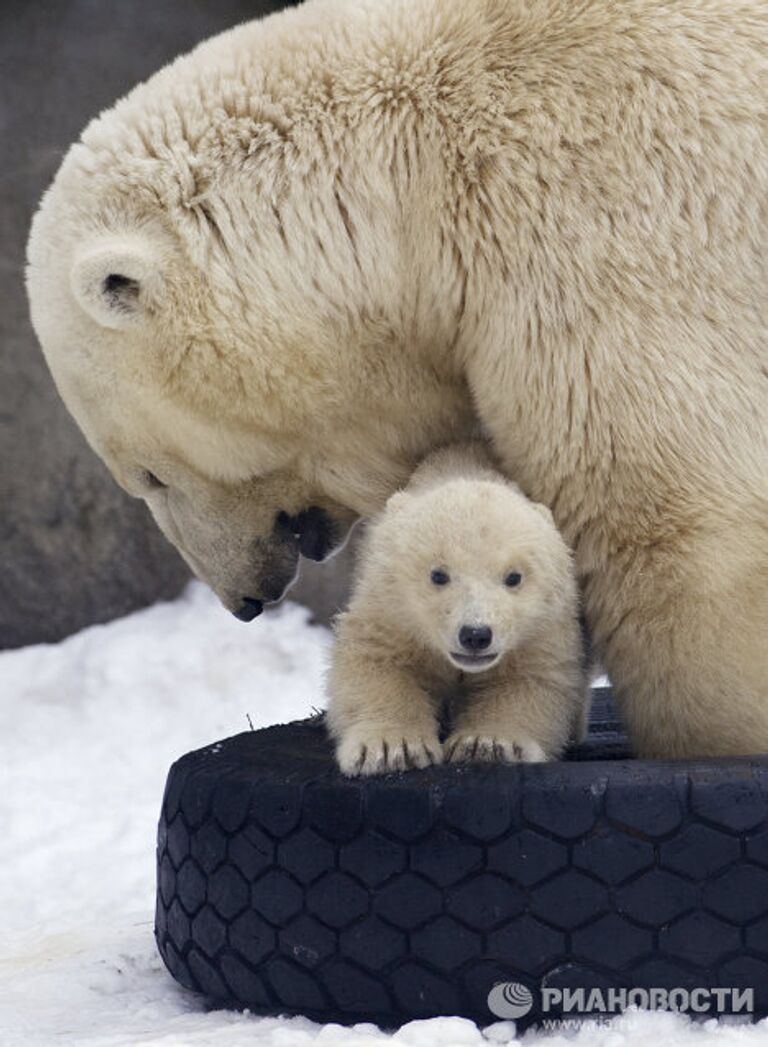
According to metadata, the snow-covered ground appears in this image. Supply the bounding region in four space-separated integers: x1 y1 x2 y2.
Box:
2 582 768 1047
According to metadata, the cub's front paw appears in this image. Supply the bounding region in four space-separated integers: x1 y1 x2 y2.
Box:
336 728 443 776
445 733 547 764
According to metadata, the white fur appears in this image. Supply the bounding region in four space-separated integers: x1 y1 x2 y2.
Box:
327 444 588 775
26 0 768 756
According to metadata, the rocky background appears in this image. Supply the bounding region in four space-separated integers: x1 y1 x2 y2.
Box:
0 0 354 649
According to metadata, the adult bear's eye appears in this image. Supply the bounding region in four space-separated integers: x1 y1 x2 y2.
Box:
504 571 523 588
141 469 167 491
430 568 450 586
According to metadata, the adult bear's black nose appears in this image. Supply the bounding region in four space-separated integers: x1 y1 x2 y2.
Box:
459 624 493 651
233 597 264 622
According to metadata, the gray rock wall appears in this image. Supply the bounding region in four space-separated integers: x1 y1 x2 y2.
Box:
0 0 352 649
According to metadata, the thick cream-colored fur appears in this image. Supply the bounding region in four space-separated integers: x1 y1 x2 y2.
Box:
26 0 767 756
327 444 587 775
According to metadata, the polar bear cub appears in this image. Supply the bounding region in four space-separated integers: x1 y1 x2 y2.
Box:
327 443 588 775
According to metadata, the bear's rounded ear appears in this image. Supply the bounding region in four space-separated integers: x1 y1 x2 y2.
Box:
532 501 555 525
70 236 166 329
385 490 412 515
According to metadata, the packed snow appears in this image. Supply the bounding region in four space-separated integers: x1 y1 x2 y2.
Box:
2 581 768 1046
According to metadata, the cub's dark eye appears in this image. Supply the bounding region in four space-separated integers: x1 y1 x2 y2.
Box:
504 571 523 588
430 568 450 586
142 470 167 491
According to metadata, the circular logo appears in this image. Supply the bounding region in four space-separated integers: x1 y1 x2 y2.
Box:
487 981 534 1019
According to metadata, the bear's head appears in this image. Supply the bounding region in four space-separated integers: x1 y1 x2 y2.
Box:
25 101 472 617
376 480 573 673
26 206 367 618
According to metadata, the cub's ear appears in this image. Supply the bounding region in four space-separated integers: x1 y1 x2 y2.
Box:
70 235 166 329
532 501 555 525
385 490 412 514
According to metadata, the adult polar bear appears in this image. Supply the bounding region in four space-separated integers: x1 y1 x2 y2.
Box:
27 0 766 757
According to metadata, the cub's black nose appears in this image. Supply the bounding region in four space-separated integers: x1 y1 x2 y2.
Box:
233 597 264 622
459 624 493 651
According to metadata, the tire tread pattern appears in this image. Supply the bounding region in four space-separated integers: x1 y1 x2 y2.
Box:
156 689 768 1025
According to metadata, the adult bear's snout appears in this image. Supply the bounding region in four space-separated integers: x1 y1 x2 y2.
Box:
233 597 264 622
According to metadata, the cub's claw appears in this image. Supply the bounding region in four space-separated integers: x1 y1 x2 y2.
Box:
337 730 443 776
445 733 547 764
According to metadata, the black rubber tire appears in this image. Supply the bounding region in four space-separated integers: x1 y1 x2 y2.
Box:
156 688 768 1027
